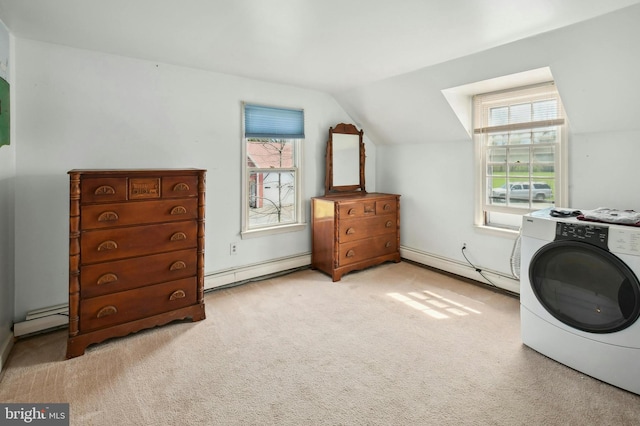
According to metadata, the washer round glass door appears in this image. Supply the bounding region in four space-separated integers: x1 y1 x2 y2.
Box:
529 240 640 333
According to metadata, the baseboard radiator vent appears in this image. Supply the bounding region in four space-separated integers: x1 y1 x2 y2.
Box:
400 246 520 295
204 253 311 290
13 304 69 338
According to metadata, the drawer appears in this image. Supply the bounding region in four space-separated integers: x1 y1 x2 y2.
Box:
376 198 397 215
338 200 377 218
81 221 197 264
338 215 397 243
80 248 197 298
338 234 398 267
79 277 197 332
81 198 198 229
162 175 199 198
81 178 128 203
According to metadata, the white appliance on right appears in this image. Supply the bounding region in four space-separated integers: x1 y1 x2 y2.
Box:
520 209 640 395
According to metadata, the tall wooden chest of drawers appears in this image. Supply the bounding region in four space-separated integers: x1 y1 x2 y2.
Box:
67 169 206 358
311 193 401 281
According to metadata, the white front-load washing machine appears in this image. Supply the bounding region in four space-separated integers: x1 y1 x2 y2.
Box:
520 209 640 395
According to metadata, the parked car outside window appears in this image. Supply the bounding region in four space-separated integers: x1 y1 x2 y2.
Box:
491 182 552 201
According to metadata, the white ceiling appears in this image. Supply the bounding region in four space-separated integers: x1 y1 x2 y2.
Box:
0 0 639 93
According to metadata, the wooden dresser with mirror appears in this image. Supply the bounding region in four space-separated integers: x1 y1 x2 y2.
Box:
311 123 400 281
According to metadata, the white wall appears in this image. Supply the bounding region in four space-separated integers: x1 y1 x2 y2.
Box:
337 4 640 291
12 39 370 321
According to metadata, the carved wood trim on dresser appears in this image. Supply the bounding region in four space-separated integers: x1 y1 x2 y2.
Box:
311 193 401 281
67 169 206 358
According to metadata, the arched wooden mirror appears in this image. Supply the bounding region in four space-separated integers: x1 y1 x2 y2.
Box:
325 123 365 195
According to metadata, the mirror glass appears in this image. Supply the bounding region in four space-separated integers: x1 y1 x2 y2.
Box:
332 133 360 186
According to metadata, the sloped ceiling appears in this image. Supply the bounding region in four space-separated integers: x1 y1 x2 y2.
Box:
0 0 639 144
335 3 640 144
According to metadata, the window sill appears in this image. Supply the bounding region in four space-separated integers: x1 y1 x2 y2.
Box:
241 223 307 239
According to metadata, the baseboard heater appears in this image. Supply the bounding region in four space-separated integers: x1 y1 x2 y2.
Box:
13 304 70 337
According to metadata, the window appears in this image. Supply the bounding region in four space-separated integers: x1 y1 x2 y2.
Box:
474 83 567 230
241 103 305 238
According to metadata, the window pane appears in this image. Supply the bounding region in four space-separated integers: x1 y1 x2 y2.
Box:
247 139 294 168
532 127 558 144
486 147 505 206
249 171 296 228
532 145 555 169
504 183 535 209
488 132 508 146
510 103 532 124
507 147 530 180
509 130 531 145
489 106 508 127
532 99 558 121
486 146 506 165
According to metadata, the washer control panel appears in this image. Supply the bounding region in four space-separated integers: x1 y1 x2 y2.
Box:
554 222 609 249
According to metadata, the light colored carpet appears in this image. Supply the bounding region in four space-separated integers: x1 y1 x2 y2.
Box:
1 261 640 425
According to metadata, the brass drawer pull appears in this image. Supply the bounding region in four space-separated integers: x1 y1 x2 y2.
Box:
383 203 392 211
385 241 392 248
97 240 118 251
347 208 357 215
170 232 187 241
346 249 355 258
173 183 190 192
385 220 393 228
170 261 187 271
98 211 119 222
94 185 115 195
97 306 118 318
97 273 118 285
346 227 355 235
169 290 186 300
170 206 187 215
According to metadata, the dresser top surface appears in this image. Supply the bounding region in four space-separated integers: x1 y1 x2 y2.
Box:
313 192 400 202
68 168 206 176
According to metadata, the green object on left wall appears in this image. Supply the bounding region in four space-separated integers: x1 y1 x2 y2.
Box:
0 77 8 147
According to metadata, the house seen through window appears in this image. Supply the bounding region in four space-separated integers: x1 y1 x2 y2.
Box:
474 82 567 230
242 104 305 237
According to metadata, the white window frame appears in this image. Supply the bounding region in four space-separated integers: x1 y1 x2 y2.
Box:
473 82 568 233
241 103 306 239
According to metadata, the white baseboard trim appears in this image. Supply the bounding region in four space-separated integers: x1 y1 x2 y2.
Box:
13 314 69 338
400 246 520 295
1 330 14 373
204 253 312 290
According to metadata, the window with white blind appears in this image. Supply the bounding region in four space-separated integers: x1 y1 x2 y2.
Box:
241 103 306 238
474 83 567 230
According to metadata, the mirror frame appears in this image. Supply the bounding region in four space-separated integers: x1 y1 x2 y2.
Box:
325 123 366 195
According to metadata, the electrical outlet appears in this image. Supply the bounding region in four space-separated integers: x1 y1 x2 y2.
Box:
230 242 238 255
462 243 467 250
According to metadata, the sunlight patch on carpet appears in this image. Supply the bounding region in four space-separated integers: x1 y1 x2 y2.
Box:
387 290 483 319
